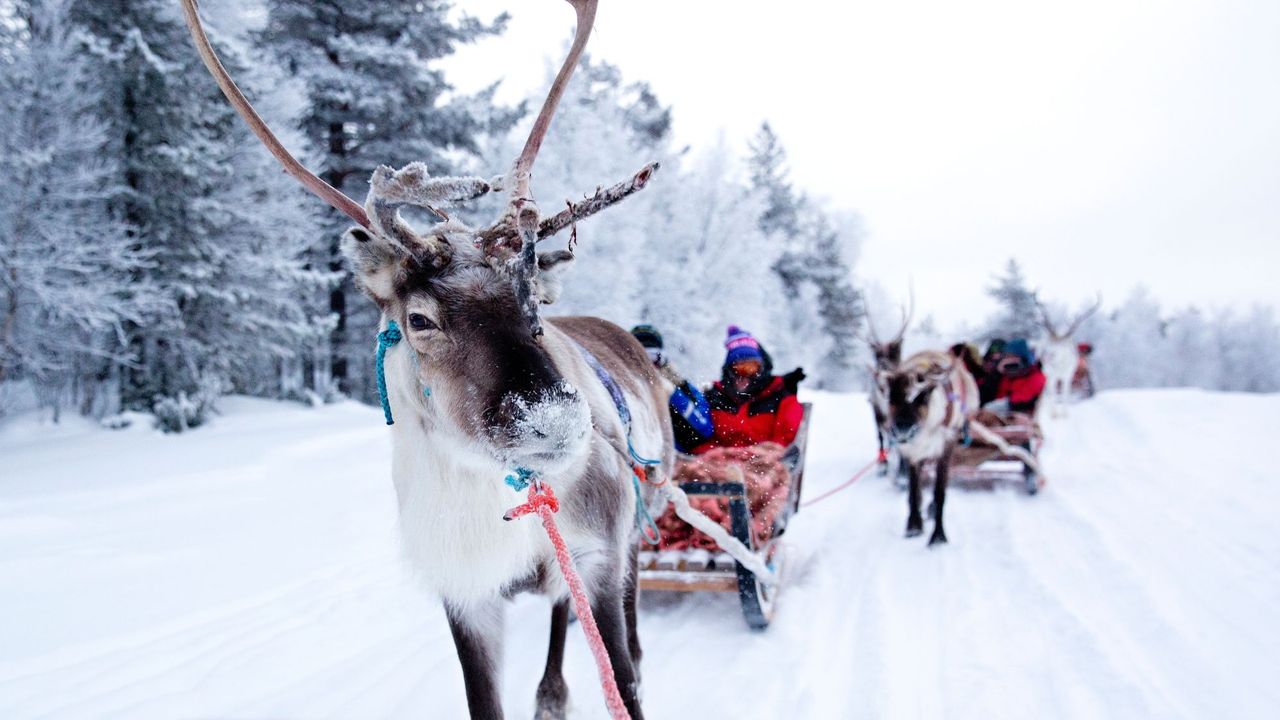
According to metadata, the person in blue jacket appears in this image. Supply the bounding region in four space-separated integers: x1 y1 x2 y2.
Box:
631 325 714 453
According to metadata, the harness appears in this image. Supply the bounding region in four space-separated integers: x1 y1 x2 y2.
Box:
570 340 663 545
942 375 972 446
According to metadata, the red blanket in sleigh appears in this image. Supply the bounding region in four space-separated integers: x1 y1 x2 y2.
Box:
656 442 792 550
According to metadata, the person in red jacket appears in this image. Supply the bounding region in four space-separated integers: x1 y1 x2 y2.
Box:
992 337 1046 414
693 326 804 453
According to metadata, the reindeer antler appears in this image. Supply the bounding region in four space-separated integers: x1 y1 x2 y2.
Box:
478 0 601 336
1033 292 1062 340
511 0 598 203
1065 293 1103 337
894 284 915 344
864 306 883 346
179 0 370 229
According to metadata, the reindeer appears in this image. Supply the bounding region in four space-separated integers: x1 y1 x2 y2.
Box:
1034 293 1101 418
865 293 913 475
181 1 666 717
877 351 978 545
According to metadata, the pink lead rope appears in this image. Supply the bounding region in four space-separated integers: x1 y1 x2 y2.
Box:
504 481 632 720
800 456 879 508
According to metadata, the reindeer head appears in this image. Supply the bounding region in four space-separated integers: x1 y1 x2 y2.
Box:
882 356 951 445
1034 292 1102 343
865 291 914 418
181 0 657 471
865 289 915 372
341 184 587 469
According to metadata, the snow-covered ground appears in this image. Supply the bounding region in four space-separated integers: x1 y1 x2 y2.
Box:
1 390 1276 719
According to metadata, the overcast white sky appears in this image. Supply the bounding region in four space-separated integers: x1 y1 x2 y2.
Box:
445 0 1279 327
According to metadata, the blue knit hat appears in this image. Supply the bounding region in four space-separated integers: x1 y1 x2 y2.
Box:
724 325 764 365
1005 338 1034 364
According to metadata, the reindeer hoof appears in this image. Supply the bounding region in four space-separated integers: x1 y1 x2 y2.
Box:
535 675 569 720
928 531 948 546
905 519 923 538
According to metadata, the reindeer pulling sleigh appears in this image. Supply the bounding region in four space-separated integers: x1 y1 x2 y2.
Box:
865 297 1049 546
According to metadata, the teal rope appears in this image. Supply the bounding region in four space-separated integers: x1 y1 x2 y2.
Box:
632 472 662 546
504 434 663 544
506 467 536 492
627 436 661 467
627 436 662 545
376 321 402 425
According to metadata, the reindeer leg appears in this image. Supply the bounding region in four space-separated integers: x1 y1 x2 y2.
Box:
590 571 645 720
624 543 643 683
905 461 924 537
929 445 953 547
444 599 506 720
874 409 889 475
535 598 570 720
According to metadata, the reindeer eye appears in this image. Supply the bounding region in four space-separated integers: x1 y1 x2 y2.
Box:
408 313 437 332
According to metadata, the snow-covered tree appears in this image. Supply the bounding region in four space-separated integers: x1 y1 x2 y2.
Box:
1164 306 1219 389
259 0 519 402
745 122 862 388
68 0 329 425
1215 306 1280 393
985 258 1041 340
0 0 159 419
1089 287 1168 389
640 137 783 380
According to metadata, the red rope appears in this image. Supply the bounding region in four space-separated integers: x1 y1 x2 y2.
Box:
505 482 631 720
800 457 879 508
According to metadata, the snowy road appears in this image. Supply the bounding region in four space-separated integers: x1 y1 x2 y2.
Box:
1 390 1276 719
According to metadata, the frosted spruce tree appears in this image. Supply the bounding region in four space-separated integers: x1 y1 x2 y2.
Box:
70 0 328 427
804 213 864 389
483 57 792 382
259 0 519 402
985 258 1042 340
0 0 158 420
746 122 862 388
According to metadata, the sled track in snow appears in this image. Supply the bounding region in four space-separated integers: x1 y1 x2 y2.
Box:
0 391 1276 718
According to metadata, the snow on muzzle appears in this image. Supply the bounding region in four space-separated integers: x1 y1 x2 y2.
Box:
493 382 591 472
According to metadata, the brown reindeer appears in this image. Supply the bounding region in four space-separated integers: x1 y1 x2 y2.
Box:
879 350 978 546
181 1 666 717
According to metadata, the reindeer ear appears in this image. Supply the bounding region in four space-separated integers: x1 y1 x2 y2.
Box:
534 250 574 304
341 226 401 306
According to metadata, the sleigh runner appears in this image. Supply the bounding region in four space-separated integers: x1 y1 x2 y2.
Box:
637 403 812 629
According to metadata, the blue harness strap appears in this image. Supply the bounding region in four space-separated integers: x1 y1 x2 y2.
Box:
574 340 632 431
571 340 662 544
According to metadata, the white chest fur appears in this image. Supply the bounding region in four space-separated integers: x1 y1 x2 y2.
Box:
389 426 554 605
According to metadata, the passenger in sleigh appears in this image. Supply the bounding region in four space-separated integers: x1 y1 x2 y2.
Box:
952 337 1047 470
695 325 805 454
630 324 715 453
989 338 1046 415
659 326 806 550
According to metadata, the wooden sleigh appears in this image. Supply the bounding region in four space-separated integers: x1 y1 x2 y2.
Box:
637 403 812 629
892 409 1042 494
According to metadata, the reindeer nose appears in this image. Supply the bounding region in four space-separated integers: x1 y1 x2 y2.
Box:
494 384 586 449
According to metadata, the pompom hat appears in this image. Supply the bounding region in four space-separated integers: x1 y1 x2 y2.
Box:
724 325 764 365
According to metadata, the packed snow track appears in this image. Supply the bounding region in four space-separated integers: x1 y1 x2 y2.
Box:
0 390 1275 718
